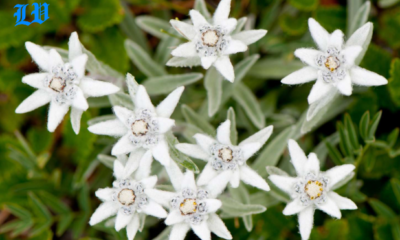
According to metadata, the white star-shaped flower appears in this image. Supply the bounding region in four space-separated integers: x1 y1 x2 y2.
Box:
176 119 272 196
269 139 357 240
167 0 267 82
88 85 184 166
15 32 120 134
89 155 167 240
282 18 387 104
146 162 232 240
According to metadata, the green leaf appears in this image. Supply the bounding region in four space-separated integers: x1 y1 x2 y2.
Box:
205 67 223 117
28 192 52 221
392 223 400 240
379 12 400 49
126 73 139 101
348 1 370 36
232 17 247 34
87 115 116 126
194 0 211 20
125 39 167 77
38 191 70 214
279 14 308 36
227 107 238 145
364 147 375 172
155 37 181 65
97 154 116 169
15 131 36 162
109 92 134 110
378 0 400 8
77 0 123 32
344 114 360 150
249 58 303 79
288 0 318 11
325 141 343 165
388 59 400 106
220 196 266 217
313 132 340 167
136 16 172 39
181 105 215 136
56 212 73 237
367 111 382 142
359 111 370 141
0 11 35 50
153 226 172 240
391 178 400 204
387 128 399 149
315 6 346 32
5 204 32 219
368 199 396 219
165 132 199 173
143 73 203 95
81 46 124 79
266 166 289 176
337 122 353 157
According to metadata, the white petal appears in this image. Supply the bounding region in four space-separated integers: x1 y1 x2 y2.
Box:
156 86 184 118
49 49 64 69
268 175 298 195
123 150 144 178
112 134 137 156
71 107 83 134
328 30 344 50
305 153 320 175
229 170 240 188
239 125 273 147
240 165 270 191
155 117 175 133
165 210 185 225
191 220 211 240
241 143 262 161
207 213 232 239
316 195 342 218
95 188 115 202
181 171 197 192
194 133 216 153
324 164 355 189
298 207 315 240
145 189 175 208
166 160 184 191
88 119 127 136
283 198 308 215
171 42 198 57
346 22 373 48
115 209 133 231
213 0 231 25
217 120 231 145
113 106 133 127
68 32 83 61
15 90 50 113
135 150 153 181
25 42 50 71
170 20 196 40
204 199 222 213
169 223 190 240
72 88 89 110
294 48 321 68
281 67 318 85
350 66 388 86
308 73 334 104
197 162 219 186
342 46 362 67
176 143 209 161
89 202 119 225
141 176 158 189
22 73 47 89
71 54 88 79
206 171 232 197
335 73 352 96
189 10 209 28
80 77 120 97
214 56 234 82
126 215 140 240
224 39 247 55
288 139 308 176
141 200 167 218
48 101 70 132
113 160 124 179
231 30 267 46
328 192 357 210
201 56 217 69
308 18 330 51
152 139 171 166
135 85 155 111
220 18 237 34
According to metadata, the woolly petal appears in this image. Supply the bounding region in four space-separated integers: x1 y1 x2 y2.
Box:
350 67 388 86
145 189 176 208
152 139 171 166
48 101 70 132
281 67 318 85
155 117 175 133
165 210 185 225
220 18 237 34
123 150 144 178
342 46 362 67
171 42 198 57
194 134 216 153
192 220 211 240
308 18 330 51
336 73 352 96
217 120 232 145
207 213 232 239
231 30 267 46
49 49 64 69
283 198 308 216
22 73 47 89
189 10 209 28
240 165 270 191
197 162 219 186
88 119 127 136
239 125 273 147
141 200 168 218
294 48 321 68
346 22 373 48
305 153 320 175
135 86 155 112
214 56 234 82
288 139 308 176
268 175 297 195
181 171 197 192
316 196 342 218
141 176 158 189
112 134 137 156
298 207 315 240
166 160 184 191
328 30 344 50
229 169 240 188
325 164 355 189
68 32 83 61
156 86 184 118
308 74 334 104
201 56 217 69
213 0 231 25
80 77 120 97
328 192 357 210
89 202 119 225
175 143 209 161
115 209 133 231
206 171 232 197
135 150 153 181
169 223 190 240
113 160 124 179
15 90 50 113
71 107 83 134
72 88 89 110
170 19 197 40
241 143 262 161
95 188 115 202
126 215 140 240
204 199 222 213
71 54 88 79
25 42 50 71
113 106 133 127
224 39 247 55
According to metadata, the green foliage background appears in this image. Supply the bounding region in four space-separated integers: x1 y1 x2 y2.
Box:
1 0 400 239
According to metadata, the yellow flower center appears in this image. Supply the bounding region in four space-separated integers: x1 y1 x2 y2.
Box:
325 56 340 72
179 198 197 215
49 77 66 92
131 120 149 136
118 189 136 206
305 181 323 200
218 147 233 162
202 30 219 47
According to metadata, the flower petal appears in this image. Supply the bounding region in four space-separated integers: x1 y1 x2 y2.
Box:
217 120 232 145
308 18 330 51
170 223 190 240
194 133 216 153
113 160 124 179
324 164 355 189
240 165 270 191
294 48 321 68
231 30 267 46
112 134 137 156
25 42 50 71
72 88 89 111
239 125 273 147
229 170 240 188
197 162 219 186
281 67 318 85
145 188 176 208
207 213 232 239
127 215 140 240
156 86 184 118
328 30 344 50
68 32 83 61
181 170 197 192
113 106 133 127
204 199 222 213
213 0 231 25
191 220 211 240
155 117 175 133
328 192 357 210
22 73 47 89
206 171 232 197
88 119 127 136
123 150 145 178
152 139 172 166
95 188 115 202
316 195 342 218
346 22 373 48
307 73 334 104
48 101 70 132
135 85 155 112
241 142 262 161
201 56 217 69
171 42 198 57
165 210 185 225
89 202 119 225
335 73 352 96
350 66 388 86
71 107 83 134
170 20 197 40
80 77 120 97
283 198 308 216
15 90 51 114
141 176 158 189
71 54 88 79
224 39 247 55
189 10 209 28
298 207 315 240
166 160 184 191
135 150 153 181
305 153 320 175
268 175 297 195
288 139 308 176
141 200 167 218
220 18 237 34
115 209 133 231
214 56 234 82
175 143 209 161
342 46 362 67
49 49 64 69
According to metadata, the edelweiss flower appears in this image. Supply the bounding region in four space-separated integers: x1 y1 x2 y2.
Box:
88 85 184 166
168 0 267 82
282 18 387 104
146 163 232 240
15 32 120 133
89 156 167 240
176 120 272 196
269 139 357 240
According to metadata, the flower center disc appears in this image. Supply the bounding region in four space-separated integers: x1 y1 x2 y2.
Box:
131 120 149 137
179 198 197 215
325 56 340 72
49 77 66 92
305 181 323 200
218 147 233 162
118 188 136 206
202 30 219 47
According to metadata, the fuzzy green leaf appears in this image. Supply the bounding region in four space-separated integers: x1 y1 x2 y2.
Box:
165 132 199 173
220 196 266 217
144 73 203 95
227 107 238 145
181 105 215 136
233 83 265 129
368 199 396 219
77 0 123 32
359 111 370 141
136 16 172 39
205 67 223 117
348 1 370 35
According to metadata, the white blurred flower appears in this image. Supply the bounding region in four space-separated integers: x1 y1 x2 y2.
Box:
88 85 184 166
269 139 357 240
282 18 387 104
15 32 120 134
176 120 272 197
167 0 267 82
89 155 167 240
